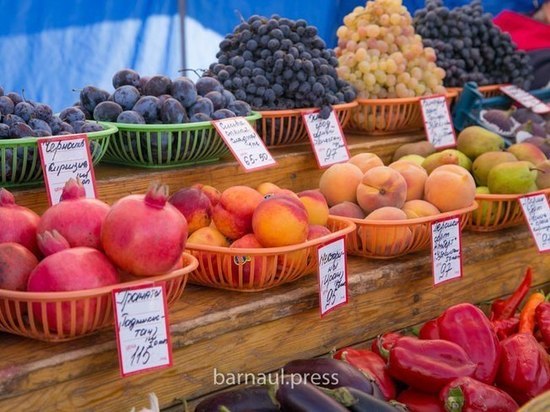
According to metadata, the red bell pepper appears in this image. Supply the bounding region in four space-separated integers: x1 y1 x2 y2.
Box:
436 303 501 384
496 333 550 405
396 388 445 412
371 331 402 361
333 348 396 401
490 266 532 321
518 291 546 334
491 315 519 341
439 376 518 412
535 300 550 347
419 318 440 340
387 336 476 394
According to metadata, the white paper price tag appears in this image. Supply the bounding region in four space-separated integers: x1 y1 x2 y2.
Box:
37 134 97 206
431 217 463 286
420 95 456 149
212 117 277 172
113 285 173 377
500 85 550 114
303 110 350 168
317 237 348 316
519 194 550 253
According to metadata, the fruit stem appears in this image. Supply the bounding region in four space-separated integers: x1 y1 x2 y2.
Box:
144 182 169 209
234 9 246 23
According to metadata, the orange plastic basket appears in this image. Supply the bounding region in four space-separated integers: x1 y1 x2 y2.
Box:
0 253 198 342
327 202 478 259
467 189 550 232
255 101 358 147
185 217 356 292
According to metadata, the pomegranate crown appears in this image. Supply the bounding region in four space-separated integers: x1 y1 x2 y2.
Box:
37 230 71 256
0 188 16 206
144 182 169 209
60 178 86 201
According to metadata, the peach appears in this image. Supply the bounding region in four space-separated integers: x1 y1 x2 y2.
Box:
389 160 428 201
361 207 412 256
191 183 221 207
329 201 366 219
252 196 309 247
347 153 384 174
356 166 408 214
307 224 331 240
256 182 281 197
319 163 364 206
402 200 441 219
273 188 301 201
187 226 229 247
223 234 276 286
211 185 264 240
298 189 329 226
424 165 476 212
507 143 547 166
169 187 212 234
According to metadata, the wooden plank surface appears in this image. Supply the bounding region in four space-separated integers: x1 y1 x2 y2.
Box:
1 226 548 411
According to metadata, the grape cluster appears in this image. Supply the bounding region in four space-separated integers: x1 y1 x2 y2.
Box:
413 0 533 88
207 14 356 118
77 69 252 126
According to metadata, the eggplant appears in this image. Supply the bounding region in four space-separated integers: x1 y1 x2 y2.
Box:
273 376 349 412
282 358 379 397
322 387 407 412
194 386 278 412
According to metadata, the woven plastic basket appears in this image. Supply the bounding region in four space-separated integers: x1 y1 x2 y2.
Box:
102 112 261 168
185 216 356 292
328 202 478 259
347 92 457 135
467 189 550 232
0 123 116 188
0 253 198 342
255 101 357 147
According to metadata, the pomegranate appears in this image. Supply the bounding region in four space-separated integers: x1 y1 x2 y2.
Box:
27 231 120 333
37 178 110 250
0 188 40 255
0 243 39 291
101 182 188 276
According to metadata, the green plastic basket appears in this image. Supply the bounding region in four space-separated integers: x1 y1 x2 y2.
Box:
101 112 262 168
0 123 116 188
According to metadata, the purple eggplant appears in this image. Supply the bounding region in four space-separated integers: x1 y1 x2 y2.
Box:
194 386 278 412
273 375 349 411
282 358 380 397
322 387 407 412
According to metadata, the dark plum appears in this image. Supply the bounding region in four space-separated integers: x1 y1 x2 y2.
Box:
196 77 223 96
158 94 173 105
33 103 53 122
211 109 236 120
9 122 35 138
48 116 64 134
34 129 52 137
117 110 146 124
143 75 172 97
0 96 14 115
222 89 236 106
2 114 25 127
132 96 160 123
28 118 53 135
80 122 104 133
112 68 141 89
111 85 141 111
204 91 225 111
138 76 151 94
188 96 214 117
14 102 35 123
60 122 75 134
0 123 10 138
170 77 198 108
71 120 87 133
189 113 212 123
80 85 110 113
60 106 86 124
7 92 22 105
160 98 188 124
93 101 123 122
228 100 252 117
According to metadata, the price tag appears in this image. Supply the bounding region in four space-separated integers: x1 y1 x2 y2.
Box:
500 85 550 114
519 193 550 253
37 134 97 206
303 109 350 168
419 95 456 149
431 217 463 286
113 284 173 377
317 237 348 316
212 117 277 172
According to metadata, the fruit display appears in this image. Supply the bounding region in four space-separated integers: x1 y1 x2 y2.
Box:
477 106 550 143
335 0 447 99
413 0 533 88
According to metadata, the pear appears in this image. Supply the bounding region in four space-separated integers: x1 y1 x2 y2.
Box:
472 186 499 225
472 151 518 186
507 143 547 166
536 159 550 189
399 154 425 167
392 140 436 162
487 161 538 194
456 126 505 160
421 149 471 174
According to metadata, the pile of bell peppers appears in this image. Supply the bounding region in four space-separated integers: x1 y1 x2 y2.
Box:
333 267 550 411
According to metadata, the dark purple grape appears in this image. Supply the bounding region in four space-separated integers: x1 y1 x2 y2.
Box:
28 118 52 135
132 96 160 123
0 123 10 138
0 96 14 115
189 113 211 122
93 101 123 122
204 91 225 111
33 103 53 122
117 110 146 124
188 96 214 117
71 120 87 133
211 109 236 120
143 75 172 97
160 98 188 124
112 68 141 89
228 100 251 117
60 106 86 124
111 85 141 111
7 92 22 105
14 102 35 123
170 77 198 108
196 77 223 96
2 114 25 127
80 86 110 113
9 122 35 138
80 122 104 133
222 90 236 107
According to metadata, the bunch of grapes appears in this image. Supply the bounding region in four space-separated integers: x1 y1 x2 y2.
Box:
413 0 533 88
335 0 446 99
207 14 356 118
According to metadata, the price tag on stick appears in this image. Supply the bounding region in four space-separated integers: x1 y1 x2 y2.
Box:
317 237 348 316
303 109 350 168
419 95 456 149
212 117 277 172
431 216 463 286
518 193 550 253
37 134 97 206
500 85 550 114
113 284 173 377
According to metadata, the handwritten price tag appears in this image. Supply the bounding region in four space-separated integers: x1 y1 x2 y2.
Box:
317 237 348 316
303 110 350 168
431 217 463 286
500 85 550 114
113 285 173 377
519 194 550 253
37 134 97 206
419 95 456 149
212 117 277 172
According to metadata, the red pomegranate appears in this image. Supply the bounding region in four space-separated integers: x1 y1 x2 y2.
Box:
0 188 40 255
0 242 38 291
